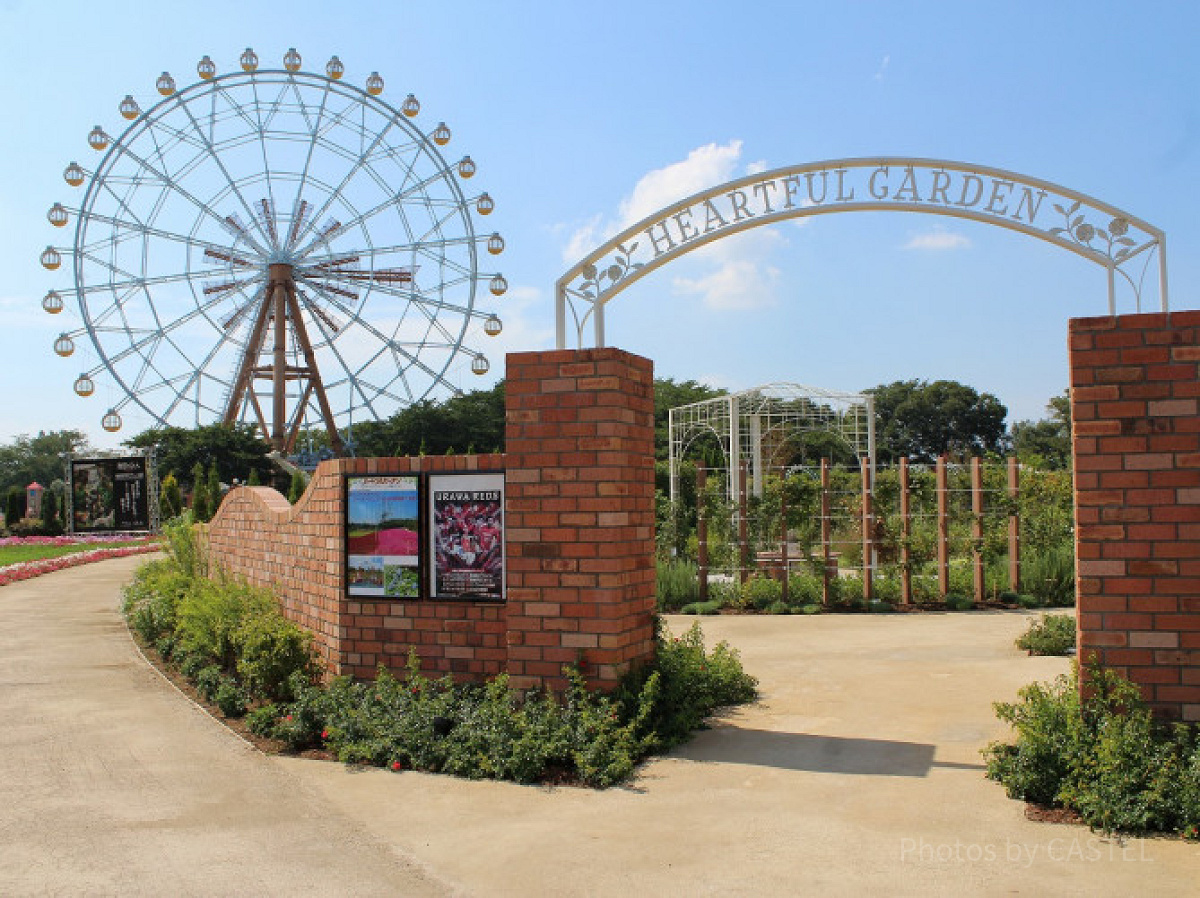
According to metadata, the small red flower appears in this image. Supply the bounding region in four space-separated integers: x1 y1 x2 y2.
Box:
391 761 402 771
284 714 293 721
321 729 329 740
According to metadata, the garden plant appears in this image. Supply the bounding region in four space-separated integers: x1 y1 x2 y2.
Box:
122 515 758 788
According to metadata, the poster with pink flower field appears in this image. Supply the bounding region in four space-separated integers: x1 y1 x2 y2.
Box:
346 475 420 598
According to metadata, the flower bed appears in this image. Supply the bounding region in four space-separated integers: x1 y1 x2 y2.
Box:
0 537 160 587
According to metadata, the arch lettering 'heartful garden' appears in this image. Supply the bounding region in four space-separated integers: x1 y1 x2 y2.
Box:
556 157 1169 348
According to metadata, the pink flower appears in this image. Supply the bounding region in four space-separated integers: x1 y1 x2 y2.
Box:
321 729 329 740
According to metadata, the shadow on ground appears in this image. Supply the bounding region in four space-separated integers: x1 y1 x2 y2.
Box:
674 725 985 776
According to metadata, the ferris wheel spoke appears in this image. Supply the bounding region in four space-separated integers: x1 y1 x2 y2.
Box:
79 206 244 257
173 89 277 251
102 136 269 256
288 113 401 256
288 76 333 225
304 280 449 387
159 317 245 421
298 294 392 415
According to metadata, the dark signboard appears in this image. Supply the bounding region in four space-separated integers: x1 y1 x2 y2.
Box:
429 473 504 601
71 457 150 532
346 475 421 598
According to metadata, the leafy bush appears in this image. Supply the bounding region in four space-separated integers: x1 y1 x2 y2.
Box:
786 570 824 605
800 603 823 615
1016 614 1076 656
984 663 1200 836
249 623 757 788
1020 543 1075 607
680 599 722 615
234 612 320 701
740 574 782 610
657 558 699 611
944 594 974 611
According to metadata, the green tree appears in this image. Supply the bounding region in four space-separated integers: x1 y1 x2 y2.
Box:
206 460 222 516
190 462 210 522
287 471 307 504
869 379 1008 463
0 430 91 497
654 377 725 461
352 382 507 457
40 489 60 533
160 473 183 520
1012 391 1072 470
5 487 25 527
124 423 271 490
247 468 261 486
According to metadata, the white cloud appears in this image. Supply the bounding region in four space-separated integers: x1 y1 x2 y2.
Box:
903 230 971 251
616 140 745 228
562 141 790 311
672 229 785 311
874 54 891 81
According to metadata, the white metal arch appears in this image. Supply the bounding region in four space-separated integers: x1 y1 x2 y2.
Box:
556 157 1168 348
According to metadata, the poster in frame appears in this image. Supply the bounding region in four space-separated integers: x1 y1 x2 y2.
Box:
70 457 150 532
428 473 505 601
346 475 422 598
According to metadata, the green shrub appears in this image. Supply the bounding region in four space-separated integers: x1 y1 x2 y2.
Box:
252 624 757 789
741 574 782 610
215 679 248 717
176 578 272 669
1021 543 1075 607
234 612 319 701
984 663 1200 836
122 558 190 645
195 664 224 702
1017 594 1043 609
786 570 823 605
945 593 974 611
867 600 896 613
766 600 790 615
680 599 722 615
800 603 823 615
1016 614 1076 656
656 558 699 611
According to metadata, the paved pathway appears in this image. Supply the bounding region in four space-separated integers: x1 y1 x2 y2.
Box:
2 556 1199 896
0 556 448 897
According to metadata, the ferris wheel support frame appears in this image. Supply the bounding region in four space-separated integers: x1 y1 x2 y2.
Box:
221 262 346 454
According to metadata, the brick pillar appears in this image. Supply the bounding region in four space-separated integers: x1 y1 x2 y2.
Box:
504 348 656 690
1070 310 1200 722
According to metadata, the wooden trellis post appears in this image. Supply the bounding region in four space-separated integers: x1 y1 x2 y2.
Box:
696 465 708 601
900 456 912 604
1008 457 1020 593
972 456 984 602
936 454 949 597
821 458 832 605
861 456 873 601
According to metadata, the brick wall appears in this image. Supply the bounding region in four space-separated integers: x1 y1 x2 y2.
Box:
205 348 657 690
1070 310 1200 722
504 349 657 691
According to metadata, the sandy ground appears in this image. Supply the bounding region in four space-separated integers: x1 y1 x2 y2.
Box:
2 555 1198 896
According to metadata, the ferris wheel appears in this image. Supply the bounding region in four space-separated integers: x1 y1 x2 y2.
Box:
41 47 506 453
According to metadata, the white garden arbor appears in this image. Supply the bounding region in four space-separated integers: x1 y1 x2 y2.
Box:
555 157 1169 350
668 382 874 504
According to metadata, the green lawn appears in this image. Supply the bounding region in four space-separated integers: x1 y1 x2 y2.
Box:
0 541 152 566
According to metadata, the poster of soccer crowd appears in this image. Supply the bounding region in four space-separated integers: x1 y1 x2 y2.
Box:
429 473 504 600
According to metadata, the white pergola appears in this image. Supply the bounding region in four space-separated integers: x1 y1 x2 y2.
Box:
668 382 875 503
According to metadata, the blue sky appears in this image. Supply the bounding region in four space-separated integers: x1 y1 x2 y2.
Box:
2 0 1197 449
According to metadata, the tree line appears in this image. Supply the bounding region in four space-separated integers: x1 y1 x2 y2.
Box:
0 376 1069 518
